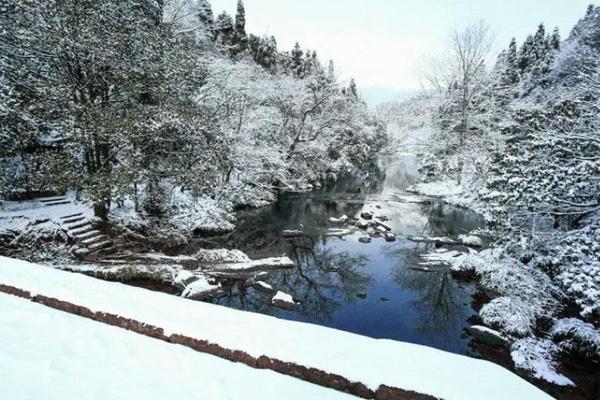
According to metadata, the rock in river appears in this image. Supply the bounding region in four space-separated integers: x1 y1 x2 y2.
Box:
357 220 370 229
360 212 374 220
467 325 512 349
272 291 295 310
384 233 397 242
359 237 372 244
329 215 349 224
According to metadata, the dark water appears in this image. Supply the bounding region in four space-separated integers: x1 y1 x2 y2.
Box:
197 157 486 355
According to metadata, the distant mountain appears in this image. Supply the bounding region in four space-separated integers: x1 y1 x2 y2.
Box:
359 87 417 108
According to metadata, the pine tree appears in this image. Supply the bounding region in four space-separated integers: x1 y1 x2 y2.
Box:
550 27 561 50
197 0 214 32
232 0 248 54
518 35 535 72
587 4 595 16
291 42 304 78
327 60 336 83
506 38 520 83
214 11 234 48
348 78 358 99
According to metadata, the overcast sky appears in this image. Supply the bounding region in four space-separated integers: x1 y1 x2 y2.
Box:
210 0 592 90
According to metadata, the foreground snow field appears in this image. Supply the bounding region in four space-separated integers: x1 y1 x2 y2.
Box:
0 256 554 400
0 294 354 400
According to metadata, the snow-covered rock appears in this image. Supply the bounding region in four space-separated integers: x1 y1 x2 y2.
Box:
181 278 223 300
466 325 511 349
272 291 295 310
384 233 397 242
329 215 349 223
407 181 463 198
360 212 373 220
194 249 250 264
458 234 483 247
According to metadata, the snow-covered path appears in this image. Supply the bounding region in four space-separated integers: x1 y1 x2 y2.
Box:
0 294 355 400
0 256 554 400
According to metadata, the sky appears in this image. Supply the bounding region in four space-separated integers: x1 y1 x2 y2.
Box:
210 0 592 91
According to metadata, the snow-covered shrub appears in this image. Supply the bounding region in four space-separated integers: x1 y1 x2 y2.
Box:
449 249 561 337
480 297 541 337
511 338 574 386
550 318 600 360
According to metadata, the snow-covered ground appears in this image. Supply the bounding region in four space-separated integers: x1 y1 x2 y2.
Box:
0 256 554 400
0 294 354 400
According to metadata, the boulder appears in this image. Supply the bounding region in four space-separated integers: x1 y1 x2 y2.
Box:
282 230 305 238
360 212 373 220
467 325 512 349
384 233 397 242
359 237 372 244
254 281 275 294
374 220 392 232
357 220 370 230
272 291 295 310
329 215 349 224
181 278 224 300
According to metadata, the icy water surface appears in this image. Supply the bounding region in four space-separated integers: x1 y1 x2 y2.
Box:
197 157 485 355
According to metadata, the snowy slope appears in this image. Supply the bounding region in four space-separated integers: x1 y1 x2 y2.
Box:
0 294 354 400
0 256 554 400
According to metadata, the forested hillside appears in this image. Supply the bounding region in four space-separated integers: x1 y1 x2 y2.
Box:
383 5 600 392
0 0 385 241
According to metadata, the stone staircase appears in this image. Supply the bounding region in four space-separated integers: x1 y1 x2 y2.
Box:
58 212 114 259
38 196 72 207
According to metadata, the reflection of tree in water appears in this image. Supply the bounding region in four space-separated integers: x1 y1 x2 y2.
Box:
393 263 472 345
420 202 485 237
211 237 371 321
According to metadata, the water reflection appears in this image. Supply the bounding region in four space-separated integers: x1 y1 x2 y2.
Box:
194 156 485 354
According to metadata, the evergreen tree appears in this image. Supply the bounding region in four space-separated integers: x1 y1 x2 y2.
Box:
291 42 304 78
327 60 336 83
348 78 358 99
550 27 561 50
197 0 214 32
248 34 277 71
587 4 595 16
214 11 234 48
518 35 535 72
232 0 248 54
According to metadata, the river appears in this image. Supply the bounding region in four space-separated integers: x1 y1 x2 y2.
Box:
190 155 486 356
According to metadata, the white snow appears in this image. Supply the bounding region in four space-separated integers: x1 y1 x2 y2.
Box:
458 234 483 247
0 293 354 400
181 278 222 299
256 281 274 291
272 290 294 305
407 180 463 197
511 338 574 387
0 256 554 400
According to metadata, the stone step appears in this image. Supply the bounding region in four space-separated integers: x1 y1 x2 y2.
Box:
69 225 95 237
39 196 67 203
60 212 84 220
87 240 112 252
81 235 107 247
64 219 92 231
44 200 71 206
94 246 117 258
72 247 91 259
61 216 86 225
75 230 102 241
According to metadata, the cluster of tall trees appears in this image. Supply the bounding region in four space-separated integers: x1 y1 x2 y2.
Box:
0 0 383 222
